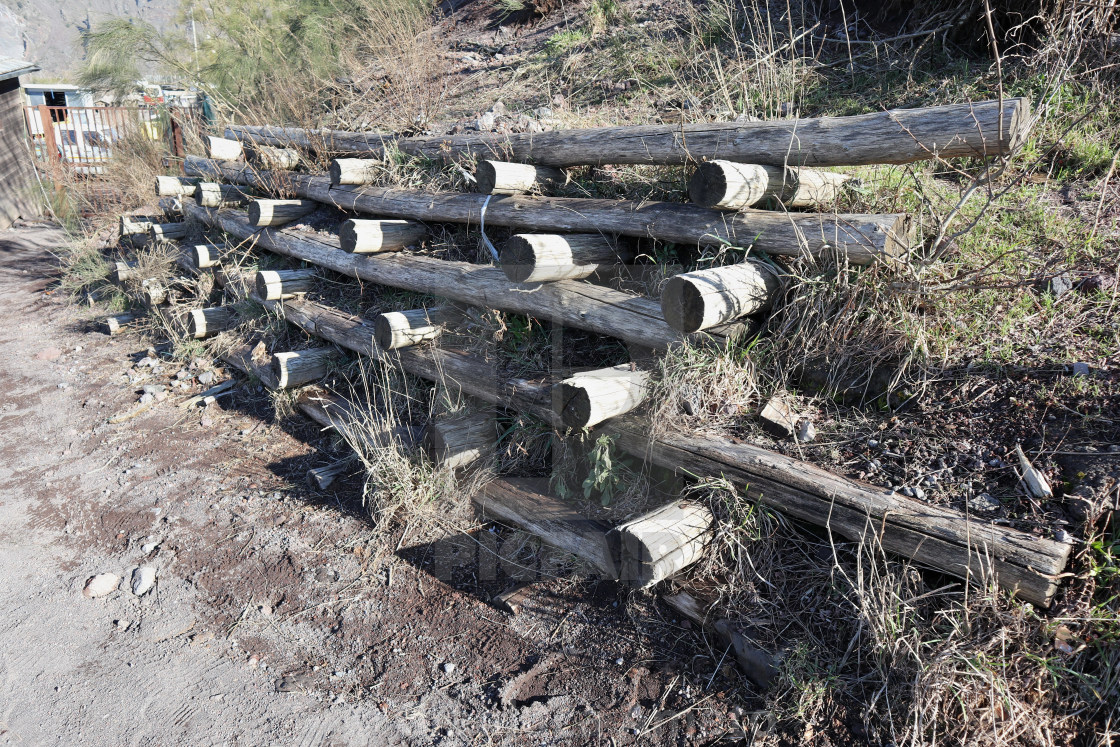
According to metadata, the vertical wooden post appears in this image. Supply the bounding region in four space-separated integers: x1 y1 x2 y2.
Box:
38 106 59 164
170 111 185 158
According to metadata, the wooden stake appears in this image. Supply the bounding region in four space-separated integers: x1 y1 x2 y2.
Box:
255 268 316 300
615 501 713 587
373 307 455 350
661 262 781 333
248 199 318 228
554 365 650 429
428 411 495 468
207 135 244 161
338 219 426 254
330 158 381 186
247 144 300 170
272 348 338 389
474 160 566 195
154 175 201 197
191 244 228 269
197 183 252 208
112 261 137 283
101 313 137 336
188 306 238 339
689 161 850 209
499 233 627 283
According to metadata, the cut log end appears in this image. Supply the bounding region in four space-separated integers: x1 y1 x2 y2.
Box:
207 136 244 161
188 306 237 339
330 158 380 186
474 160 565 195
555 366 650 429
338 219 426 254
428 412 495 469
499 233 624 283
272 348 337 389
688 161 776 209
661 262 780 334
248 199 317 228
254 269 316 301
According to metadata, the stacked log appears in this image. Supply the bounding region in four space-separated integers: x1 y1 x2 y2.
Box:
428 411 495 468
499 234 628 283
155 176 201 197
207 136 244 161
149 222 188 243
248 144 300 170
661 262 783 333
614 502 713 587
255 268 316 301
188 306 238 339
190 244 229 269
373 307 456 350
272 348 338 388
339 219 426 253
112 261 137 283
688 162 850 209
474 160 565 195
248 199 318 228
197 183 252 208
554 365 649 429
330 158 380 186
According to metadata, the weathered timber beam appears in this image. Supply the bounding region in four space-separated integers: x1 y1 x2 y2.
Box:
374 306 456 350
225 98 1030 167
428 411 496 468
188 306 238 339
207 136 244 161
475 160 565 195
689 162 851 209
661 262 782 333
554 365 650 429
155 175 201 197
339 219 427 253
183 156 909 262
197 183 252 208
248 199 318 228
615 501 713 587
247 144 300 170
255 268 316 300
500 233 628 283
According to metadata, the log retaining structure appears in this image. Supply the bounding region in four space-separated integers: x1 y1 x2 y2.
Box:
225 97 1030 168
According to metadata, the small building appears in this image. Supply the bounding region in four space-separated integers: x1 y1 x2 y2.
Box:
21 83 94 109
0 56 41 230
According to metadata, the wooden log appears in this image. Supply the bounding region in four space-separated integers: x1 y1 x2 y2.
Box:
294 386 425 448
427 411 495 469
661 262 782 333
112 261 137 283
191 243 228 269
474 160 566 195
101 313 137 336
255 268 316 300
157 196 183 215
614 501 713 587
184 156 908 262
612 424 1072 607
373 307 456 350
493 584 533 615
207 135 243 161
141 279 167 306
272 348 338 389
554 365 650 429
188 306 238 339
688 161 852 209
197 183 252 208
119 215 153 236
500 233 627 283
225 98 1030 167
248 144 300 170
338 219 426 254
662 591 778 689
154 175 201 197
184 199 748 349
330 158 381 186
307 457 357 489
475 478 618 578
248 199 318 228
149 222 188 243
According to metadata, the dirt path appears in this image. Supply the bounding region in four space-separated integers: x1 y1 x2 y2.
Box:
0 224 736 746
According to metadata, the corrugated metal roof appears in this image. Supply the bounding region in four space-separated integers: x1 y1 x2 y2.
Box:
0 56 40 82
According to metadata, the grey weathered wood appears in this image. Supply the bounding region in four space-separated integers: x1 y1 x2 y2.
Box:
183 199 746 349
190 243 228 269
474 478 619 578
373 307 456 350
613 424 1072 607
119 215 153 236
615 501 713 587
255 268 316 300
141 278 168 306
248 199 318 227
338 219 427 253
689 161 851 209
188 306 238 339
500 233 627 283
225 98 1030 167
154 175 201 197
101 313 137 336
554 365 649 429
272 348 338 389
475 160 565 195
428 411 495 468
247 144 300 170
149 222 188 243
661 591 778 689
330 158 381 186
184 157 909 263
307 457 357 489
661 262 782 333
207 135 244 161
111 261 137 283
196 183 252 208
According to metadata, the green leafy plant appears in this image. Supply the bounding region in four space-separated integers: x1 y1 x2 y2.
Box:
582 434 623 506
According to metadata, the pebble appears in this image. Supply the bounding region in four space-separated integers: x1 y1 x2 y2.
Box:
199 371 214 385
35 347 62 361
141 541 159 554
131 566 156 596
913 486 926 501
795 418 816 444
57 382 69 390
615 657 625 666
114 619 131 631
476 112 496 130
968 493 1001 513
901 486 915 497
442 662 455 674
868 439 879 448
1071 362 1090 377
83 573 121 598
1048 272 1073 299
1055 529 1072 543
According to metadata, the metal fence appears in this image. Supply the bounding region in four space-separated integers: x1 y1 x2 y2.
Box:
23 104 206 177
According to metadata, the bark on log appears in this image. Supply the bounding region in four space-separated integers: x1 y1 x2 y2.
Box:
554 365 650 429
475 478 619 578
428 411 495 468
188 306 238 339
661 262 782 333
225 98 1030 167
141 279 168 306
149 222 188 243
500 233 628 283
338 219 426 253
183 157 909 262
112 261 137 283
614 501 713 587
474 160 566 195
373 307 456 350
272 348 338 389
613 424 1071 607
155 175 201 197
255 268 316 300
191 243 229 269
330 158 381 186
207 136 244 161
248 199 318 228
248 144 300 170
119 215 153 236
197 183 252 208
689 162 851 209
101 313 137 336
183 200 744 349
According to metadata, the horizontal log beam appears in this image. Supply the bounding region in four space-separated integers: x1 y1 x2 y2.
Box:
183 156 909 263
225 98 1029 168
